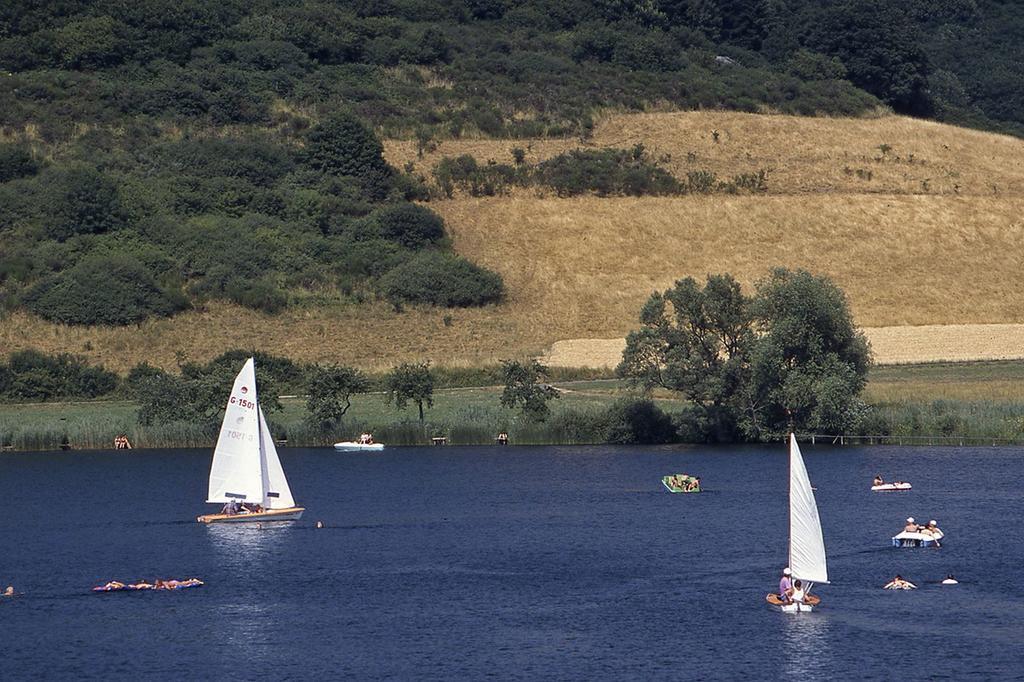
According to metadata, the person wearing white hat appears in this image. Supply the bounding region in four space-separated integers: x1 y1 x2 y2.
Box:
904 517 920 532
779 567 793 601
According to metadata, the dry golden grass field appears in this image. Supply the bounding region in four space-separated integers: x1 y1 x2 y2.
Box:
4 111 1024 372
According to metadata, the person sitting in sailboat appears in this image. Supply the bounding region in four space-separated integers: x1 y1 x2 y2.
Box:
778 567 792 601
787 579 807 604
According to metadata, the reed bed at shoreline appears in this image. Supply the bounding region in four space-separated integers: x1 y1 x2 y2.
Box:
5 362 1024 451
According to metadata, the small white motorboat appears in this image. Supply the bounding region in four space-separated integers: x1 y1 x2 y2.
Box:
871 482 912 492
333 441 385 452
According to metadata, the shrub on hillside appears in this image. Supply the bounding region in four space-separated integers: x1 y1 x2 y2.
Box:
23 253 189 325
0 144 39 182
43 166 127 241
378 251 504 307
0 349 118 401
534 148 682 197
433 154 519 197
373 203 445 249
223 277 288 314
304 112 393 200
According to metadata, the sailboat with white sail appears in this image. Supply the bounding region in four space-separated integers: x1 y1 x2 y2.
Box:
197 358 305 524
765 434 828 613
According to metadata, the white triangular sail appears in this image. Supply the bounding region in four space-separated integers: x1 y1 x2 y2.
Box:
788 434 828 584
259 406 295 509
206 358 266 504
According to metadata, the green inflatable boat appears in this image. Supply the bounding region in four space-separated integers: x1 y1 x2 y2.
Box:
662 474 701 493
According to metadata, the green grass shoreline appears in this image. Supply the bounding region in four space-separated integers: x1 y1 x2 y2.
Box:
4 363 1024 452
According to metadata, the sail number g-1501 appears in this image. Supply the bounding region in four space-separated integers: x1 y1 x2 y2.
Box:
230 396 256 410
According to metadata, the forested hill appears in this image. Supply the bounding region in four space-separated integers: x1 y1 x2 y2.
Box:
1 0 1023 335
1 0 1022 138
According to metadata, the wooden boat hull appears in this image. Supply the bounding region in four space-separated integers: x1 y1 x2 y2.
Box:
197 507 305 524
766 593 821 612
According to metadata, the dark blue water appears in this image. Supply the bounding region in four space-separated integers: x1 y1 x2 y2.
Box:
1 444 1022 680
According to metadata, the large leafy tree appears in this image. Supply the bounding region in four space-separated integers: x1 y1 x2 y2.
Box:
618 273 752 439
306 364 370 426
500 359 560 421
619 269 870 441
383 361 434 423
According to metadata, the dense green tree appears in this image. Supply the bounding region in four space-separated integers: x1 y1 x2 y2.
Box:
0 350 119 401
306 364 371 425
802 0 932 116
135 355 282 425
619 273 751 440
499 359 559 421
738 268 871 438
384 361 434 422
619 269 870 441
601 397 677 444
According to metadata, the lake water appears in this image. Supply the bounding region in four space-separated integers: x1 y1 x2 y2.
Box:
1 444 1022 680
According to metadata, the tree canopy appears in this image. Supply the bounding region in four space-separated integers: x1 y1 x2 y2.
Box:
619 269 871 441
500 359 559 421
384 362 435 422
305 364 371 426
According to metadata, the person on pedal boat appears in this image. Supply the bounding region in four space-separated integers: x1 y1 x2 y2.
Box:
904 517 920 532
873 474 884 486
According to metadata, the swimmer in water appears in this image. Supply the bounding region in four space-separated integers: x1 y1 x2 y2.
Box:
3 585 14 597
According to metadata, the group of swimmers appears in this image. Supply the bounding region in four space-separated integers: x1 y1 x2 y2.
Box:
220 500 264 515
884 574 958 589
93 578 204 592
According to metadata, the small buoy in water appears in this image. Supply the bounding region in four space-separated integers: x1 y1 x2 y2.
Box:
315 520 324 529
942 575 959 585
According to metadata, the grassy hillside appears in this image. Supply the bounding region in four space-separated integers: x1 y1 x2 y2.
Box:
3 111 1023 372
